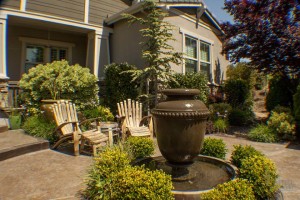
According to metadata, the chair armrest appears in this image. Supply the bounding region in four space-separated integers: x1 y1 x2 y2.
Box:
52 121 79 135
139 115 152 127
79 117 102 126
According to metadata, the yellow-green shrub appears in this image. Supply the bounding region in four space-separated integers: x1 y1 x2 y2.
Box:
109 166 174 199
239 155 280 199
125 137 155 160
200 137 227 159
231 145 264 168
201 178 255 200
268 111 296 140
83 145 130 199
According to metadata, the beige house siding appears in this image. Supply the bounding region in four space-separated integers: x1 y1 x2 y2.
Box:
0 0 20 9
7 25 88 81
89 0 130 25
111 10 229 83
111 18 145 68
26 0 85 22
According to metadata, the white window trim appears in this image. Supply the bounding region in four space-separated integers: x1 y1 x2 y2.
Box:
19 37 75 75
181 29 214 81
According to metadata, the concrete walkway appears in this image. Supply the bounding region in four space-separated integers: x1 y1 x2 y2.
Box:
0 132 300 199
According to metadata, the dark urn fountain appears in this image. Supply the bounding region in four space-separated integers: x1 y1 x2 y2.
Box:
139 89 236 199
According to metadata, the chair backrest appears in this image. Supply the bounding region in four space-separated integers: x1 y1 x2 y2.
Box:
117 99 142 127
52 100 79 136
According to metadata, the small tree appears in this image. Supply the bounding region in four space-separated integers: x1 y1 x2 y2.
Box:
123 0 182 106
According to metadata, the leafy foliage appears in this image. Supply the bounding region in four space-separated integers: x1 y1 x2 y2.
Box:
200 137 227 159
83 145 173 200
239 155 280 199
108 166 174 200
224 79 251 108
266 75 295 111
248 124 278 143
124 137 155 160
201 178 255 200
9 114 22 130
19 60 99 110
22 115 56 143
226 63 260 89
123 0 183 105
168 73 209 103
209 103 232 121
268 111 296 140
222 1 300 77
213 119 228 133
231 145 264 168
294 84 300 136
82 106 114 122
228 108 255 126
104 63 138 114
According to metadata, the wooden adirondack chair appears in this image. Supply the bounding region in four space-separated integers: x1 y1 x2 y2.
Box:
52 100 111 156
117 99 153 140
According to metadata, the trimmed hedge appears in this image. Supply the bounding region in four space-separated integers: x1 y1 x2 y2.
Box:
200 137 227 159
231 145 264 168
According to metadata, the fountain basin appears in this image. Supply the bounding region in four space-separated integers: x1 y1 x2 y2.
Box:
135 155 236 200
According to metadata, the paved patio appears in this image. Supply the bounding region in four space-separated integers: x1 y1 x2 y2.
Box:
0 130 300 199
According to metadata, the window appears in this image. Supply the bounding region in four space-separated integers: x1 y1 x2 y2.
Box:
20 37 74 74
184 35 212 81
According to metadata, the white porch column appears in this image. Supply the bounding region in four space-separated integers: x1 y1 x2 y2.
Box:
0 14 8 79
86 29 110 78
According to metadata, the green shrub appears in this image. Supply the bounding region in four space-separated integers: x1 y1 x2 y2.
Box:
200 137 227 159
84 145 173 200
226 62 259 89
228 107 255 126
201 178 255 200
268 111 296 140
231 145 264 168
82 106 114 122
168 72 209 103
224 79 251 108
22 115 56 143
109 166 174 199
84 145 131 199
209 103 232 121
9 114 22 129
240 155 280 199
104 63 139 114
213 119 228 133
19 60 99 110
248 124 278 143
125 137 155 160
266 75 294 111
272 105 292 114
294 84 300 136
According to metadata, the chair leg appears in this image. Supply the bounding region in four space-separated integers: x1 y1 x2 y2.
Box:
80 137 86 154
93 144 97 156
52 136 72 149
73 131 80 156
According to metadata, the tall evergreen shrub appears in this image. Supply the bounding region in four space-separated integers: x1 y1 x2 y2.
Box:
104 63 138 114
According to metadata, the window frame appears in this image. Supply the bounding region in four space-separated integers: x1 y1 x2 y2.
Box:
181 28 214 82
19 37 74 75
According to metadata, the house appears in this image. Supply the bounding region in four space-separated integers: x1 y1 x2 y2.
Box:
0 0 229 106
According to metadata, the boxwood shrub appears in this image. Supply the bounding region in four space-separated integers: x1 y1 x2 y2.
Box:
231 145 264 168
201 178 255 200
83 145 173 200
200 137 227 159
248 124 278 143
124 137 155 160
239 155 280 199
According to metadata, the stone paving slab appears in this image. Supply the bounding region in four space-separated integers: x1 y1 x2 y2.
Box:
0 149 92 200
0 130 49 161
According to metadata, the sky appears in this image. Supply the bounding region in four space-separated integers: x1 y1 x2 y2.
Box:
204 0 234 23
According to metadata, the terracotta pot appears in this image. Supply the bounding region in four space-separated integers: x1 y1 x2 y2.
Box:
151 89 210 164
40 99 71 121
